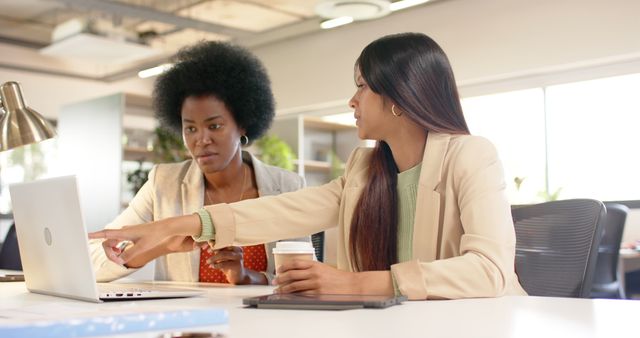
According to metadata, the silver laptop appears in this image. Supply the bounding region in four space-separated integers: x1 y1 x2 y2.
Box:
9 175 204 303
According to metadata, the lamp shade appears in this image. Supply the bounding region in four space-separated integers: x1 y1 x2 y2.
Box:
0 81 56 151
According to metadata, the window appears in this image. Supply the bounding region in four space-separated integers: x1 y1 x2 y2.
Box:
461 72 640 203
0 139 59 214
462 89 546 204
546 73 640 201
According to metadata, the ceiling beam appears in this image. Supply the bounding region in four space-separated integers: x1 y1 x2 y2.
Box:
50 0 252 38
0 62 100 82
237 17 321 49
0 35 48 49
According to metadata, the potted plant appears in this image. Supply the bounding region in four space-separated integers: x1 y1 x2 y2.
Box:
253 134 296 170
126 127 190 194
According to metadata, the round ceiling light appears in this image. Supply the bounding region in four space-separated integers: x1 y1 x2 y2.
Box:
315 0 391 21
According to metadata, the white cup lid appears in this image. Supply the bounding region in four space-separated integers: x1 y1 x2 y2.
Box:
272 241 315 254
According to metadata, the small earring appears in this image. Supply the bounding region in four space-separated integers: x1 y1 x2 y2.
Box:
240 135 249 146
391 104 403 117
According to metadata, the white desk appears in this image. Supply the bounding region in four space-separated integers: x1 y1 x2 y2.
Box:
619 249 640 273
619 249 640 296
2 281 640 338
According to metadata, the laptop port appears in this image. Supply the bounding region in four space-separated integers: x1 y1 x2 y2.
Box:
115 293 123 297
127 293 133 296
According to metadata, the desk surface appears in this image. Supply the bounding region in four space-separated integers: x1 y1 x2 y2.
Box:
2 281 640 338
619 248 640 272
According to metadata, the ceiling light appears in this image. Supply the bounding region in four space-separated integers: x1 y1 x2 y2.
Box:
316 1 391 25
320 112 356 126
40 18 162 65
389 0 431 11
320 16 354 29
138 64 173 79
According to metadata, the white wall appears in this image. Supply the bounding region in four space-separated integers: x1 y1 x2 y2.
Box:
252 0 640 112
623 209 640 245
0 67 152 120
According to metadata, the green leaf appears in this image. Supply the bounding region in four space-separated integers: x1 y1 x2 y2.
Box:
254 134 296 170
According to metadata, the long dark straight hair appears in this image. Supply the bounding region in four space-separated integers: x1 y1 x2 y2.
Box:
349 33 470 271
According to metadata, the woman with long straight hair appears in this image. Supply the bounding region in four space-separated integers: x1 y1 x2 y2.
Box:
91 33 527 300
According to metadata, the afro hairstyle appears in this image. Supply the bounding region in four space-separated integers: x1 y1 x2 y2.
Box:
153 40 275 142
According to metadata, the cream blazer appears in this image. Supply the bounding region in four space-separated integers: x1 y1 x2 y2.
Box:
90 151 307 282
207 133 527 300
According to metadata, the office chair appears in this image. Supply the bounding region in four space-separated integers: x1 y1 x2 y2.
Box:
590 203 628 299
0 223 22 270
512 199 605 298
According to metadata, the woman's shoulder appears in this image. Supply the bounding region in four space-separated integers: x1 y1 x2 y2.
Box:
150 160 195 181
446 134 501 170
346 146 374 168
249 155 304 192
340 146 374 181
448 134 498 156
258 162 303 181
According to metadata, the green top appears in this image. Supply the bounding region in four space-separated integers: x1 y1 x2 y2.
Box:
396 162 422 262
392 162 422 296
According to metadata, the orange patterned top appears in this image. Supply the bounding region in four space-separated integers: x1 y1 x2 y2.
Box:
198 244 268 283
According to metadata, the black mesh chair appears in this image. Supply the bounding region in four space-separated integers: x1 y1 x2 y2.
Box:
512 199 605 298
0 223 22 270
590 203 628 299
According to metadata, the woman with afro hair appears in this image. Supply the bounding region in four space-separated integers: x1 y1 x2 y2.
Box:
90 41 310 285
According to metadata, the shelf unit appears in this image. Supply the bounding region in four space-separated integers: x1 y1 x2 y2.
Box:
268 114 364 266
269 114 361 186
124 146 153 161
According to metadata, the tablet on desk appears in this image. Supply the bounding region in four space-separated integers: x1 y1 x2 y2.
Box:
243 293 407 310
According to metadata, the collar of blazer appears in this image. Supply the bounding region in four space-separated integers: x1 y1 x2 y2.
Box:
182 151 280 214
344 133 452 263
181 151 283 202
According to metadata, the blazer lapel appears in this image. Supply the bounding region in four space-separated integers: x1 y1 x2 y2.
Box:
412 133 450 262
245 151 281 196
177 161 204 282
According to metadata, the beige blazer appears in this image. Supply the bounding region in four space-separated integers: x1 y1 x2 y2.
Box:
90 151 307 282
207 133 527 300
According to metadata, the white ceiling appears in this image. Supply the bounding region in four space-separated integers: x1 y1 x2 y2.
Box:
0 0 441 81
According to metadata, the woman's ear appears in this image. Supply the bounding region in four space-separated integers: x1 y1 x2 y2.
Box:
238 127 247 138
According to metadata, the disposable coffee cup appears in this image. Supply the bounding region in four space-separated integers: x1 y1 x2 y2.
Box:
272 241 315 273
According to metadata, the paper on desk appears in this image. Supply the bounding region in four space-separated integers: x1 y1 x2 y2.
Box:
0 303 228 338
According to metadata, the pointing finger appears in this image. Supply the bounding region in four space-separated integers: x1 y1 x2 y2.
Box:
88 229 133 241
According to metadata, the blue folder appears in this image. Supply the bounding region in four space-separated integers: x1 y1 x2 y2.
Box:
0 307 228 338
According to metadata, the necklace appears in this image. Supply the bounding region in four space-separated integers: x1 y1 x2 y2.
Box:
205 164 248 204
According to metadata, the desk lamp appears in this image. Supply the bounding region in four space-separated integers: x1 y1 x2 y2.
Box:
0 81 56 151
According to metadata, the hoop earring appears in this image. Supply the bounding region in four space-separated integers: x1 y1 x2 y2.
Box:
391 104 403 117
240 135 249 146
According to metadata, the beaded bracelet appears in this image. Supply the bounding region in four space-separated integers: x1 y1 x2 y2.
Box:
192 208 215 242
